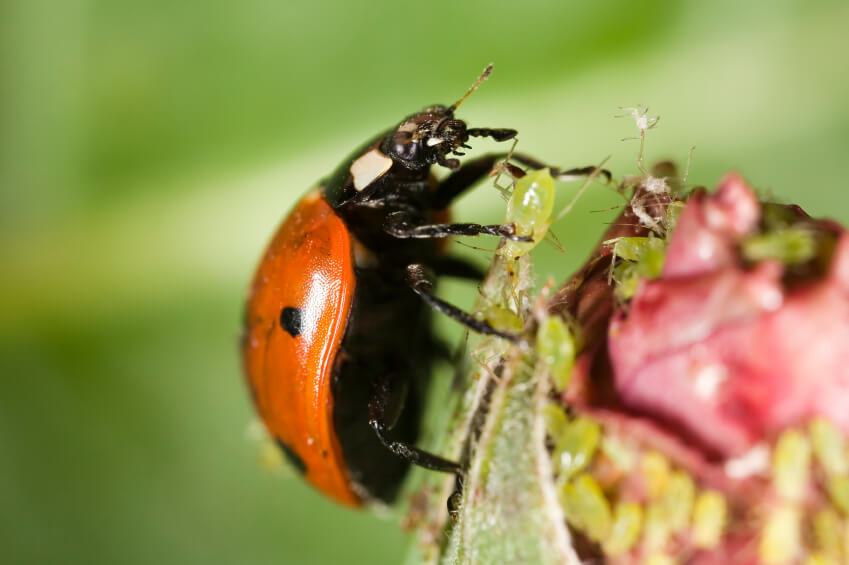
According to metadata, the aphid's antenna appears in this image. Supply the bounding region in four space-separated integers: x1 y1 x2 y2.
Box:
543 229 565 253
455 240 499 254
552 156 611 223
450 64 493 112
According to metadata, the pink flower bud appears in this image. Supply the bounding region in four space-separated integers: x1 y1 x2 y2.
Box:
609 175 849 458
550 173 849 562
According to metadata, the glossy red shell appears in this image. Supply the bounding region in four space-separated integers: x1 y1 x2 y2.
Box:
242 189 361 506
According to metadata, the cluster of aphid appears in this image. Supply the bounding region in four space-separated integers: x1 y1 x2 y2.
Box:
605 198 822 306
540 403 849 564
543 401 728 562
526 119 849 562
488 108 849 563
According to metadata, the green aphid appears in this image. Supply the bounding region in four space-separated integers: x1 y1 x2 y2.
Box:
535 315 576 392
554 417 601 479
613 262 641 301
542 403 568 440
640 241 666 277
600 435 636 473
691 490 727 549
498 168 555 259
827 475 849 515
603 501 643 556
812 508 843 557
759 505 801 565
609 235 665 263
809 417 849 477
560 474 611 542
772 429 811 502
609 235 666 300
478 303 525 334
642 503 670 554
659 471 695 533
641 451 671 500
742 226 817 265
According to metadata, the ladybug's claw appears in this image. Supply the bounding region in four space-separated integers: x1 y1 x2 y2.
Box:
368 418 462 474
368 380 462 474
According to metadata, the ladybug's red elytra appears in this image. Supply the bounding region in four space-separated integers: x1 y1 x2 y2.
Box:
242 66 603 506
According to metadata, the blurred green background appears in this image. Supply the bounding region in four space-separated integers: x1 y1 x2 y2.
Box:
2 1 848 563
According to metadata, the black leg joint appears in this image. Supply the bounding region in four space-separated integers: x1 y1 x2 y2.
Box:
405 264 521 342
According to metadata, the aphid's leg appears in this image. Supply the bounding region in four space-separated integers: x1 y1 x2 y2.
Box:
368 375 461 474
405 264 521 342
385 211 532 242
430 153 611 209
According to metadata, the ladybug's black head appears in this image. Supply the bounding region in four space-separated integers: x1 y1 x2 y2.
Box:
382 66 517 171
383 106 467 170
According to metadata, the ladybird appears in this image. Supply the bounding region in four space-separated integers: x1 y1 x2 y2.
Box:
242 66 604 506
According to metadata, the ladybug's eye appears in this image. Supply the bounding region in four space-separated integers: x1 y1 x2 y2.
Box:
394 141 419 160
391 129 420 161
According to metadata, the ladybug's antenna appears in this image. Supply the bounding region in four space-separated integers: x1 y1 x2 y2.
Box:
449 64 493 113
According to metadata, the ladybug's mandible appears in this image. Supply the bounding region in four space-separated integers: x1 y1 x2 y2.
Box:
242 66 593 506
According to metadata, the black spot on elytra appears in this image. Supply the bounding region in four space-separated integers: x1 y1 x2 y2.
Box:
279 306 303 337
275 438 307 475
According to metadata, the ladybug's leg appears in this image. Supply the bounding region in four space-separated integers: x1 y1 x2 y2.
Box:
430 153 612 209
406 264 521 342
511 153 613 184
368 375 461 474
385 211 532 242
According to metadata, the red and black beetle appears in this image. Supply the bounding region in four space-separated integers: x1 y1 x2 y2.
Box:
242 66 598 505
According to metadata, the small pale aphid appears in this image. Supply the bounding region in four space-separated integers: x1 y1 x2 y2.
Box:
498 168 556 259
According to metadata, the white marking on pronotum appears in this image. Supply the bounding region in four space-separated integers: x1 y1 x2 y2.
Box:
350 149 393 191
426 137 444 147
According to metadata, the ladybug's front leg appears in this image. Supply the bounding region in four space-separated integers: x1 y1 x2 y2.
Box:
405 264 521 342
368 373 461 474
384 211 531 241
430 153 612 209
